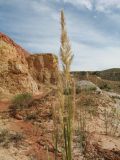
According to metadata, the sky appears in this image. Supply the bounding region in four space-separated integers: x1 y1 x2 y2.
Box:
0 0 120 71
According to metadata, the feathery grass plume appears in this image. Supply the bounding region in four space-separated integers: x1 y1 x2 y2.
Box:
52 10 75 160
60 10 73 83
60 10 74 160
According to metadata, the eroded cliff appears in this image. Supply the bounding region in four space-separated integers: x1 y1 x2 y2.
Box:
0 32 58 97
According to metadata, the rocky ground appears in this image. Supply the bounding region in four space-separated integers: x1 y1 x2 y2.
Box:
0 82 119 160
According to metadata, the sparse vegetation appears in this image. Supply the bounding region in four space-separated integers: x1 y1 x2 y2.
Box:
0 128 24 148
77 93 98 118
100 83 111 91
25 112 38 121
103 106 120 136
77 108 87 153
9 92 33 117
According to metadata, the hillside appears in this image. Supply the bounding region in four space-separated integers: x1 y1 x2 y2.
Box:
72 68 120 81
96 68 120 81
0 33 58 98
72 69 120 94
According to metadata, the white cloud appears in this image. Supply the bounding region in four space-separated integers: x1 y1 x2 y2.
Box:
28 0 60 22
63 0 93 10
65 10 118 48
32 2 50 12
95 0 120 13
97 0 120 8
63 0 120 13
51 12 60 21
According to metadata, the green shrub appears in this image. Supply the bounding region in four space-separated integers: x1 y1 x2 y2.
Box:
9 92 33 117
12 92 32 108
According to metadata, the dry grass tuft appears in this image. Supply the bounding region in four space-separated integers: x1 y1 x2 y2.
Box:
52 10 75 160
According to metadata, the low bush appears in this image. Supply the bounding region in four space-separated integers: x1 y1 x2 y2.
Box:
100 83 111 91
76 85 97 94
0 128 24 148
25 112 38 121
9 92 33 117
10 132 24 145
